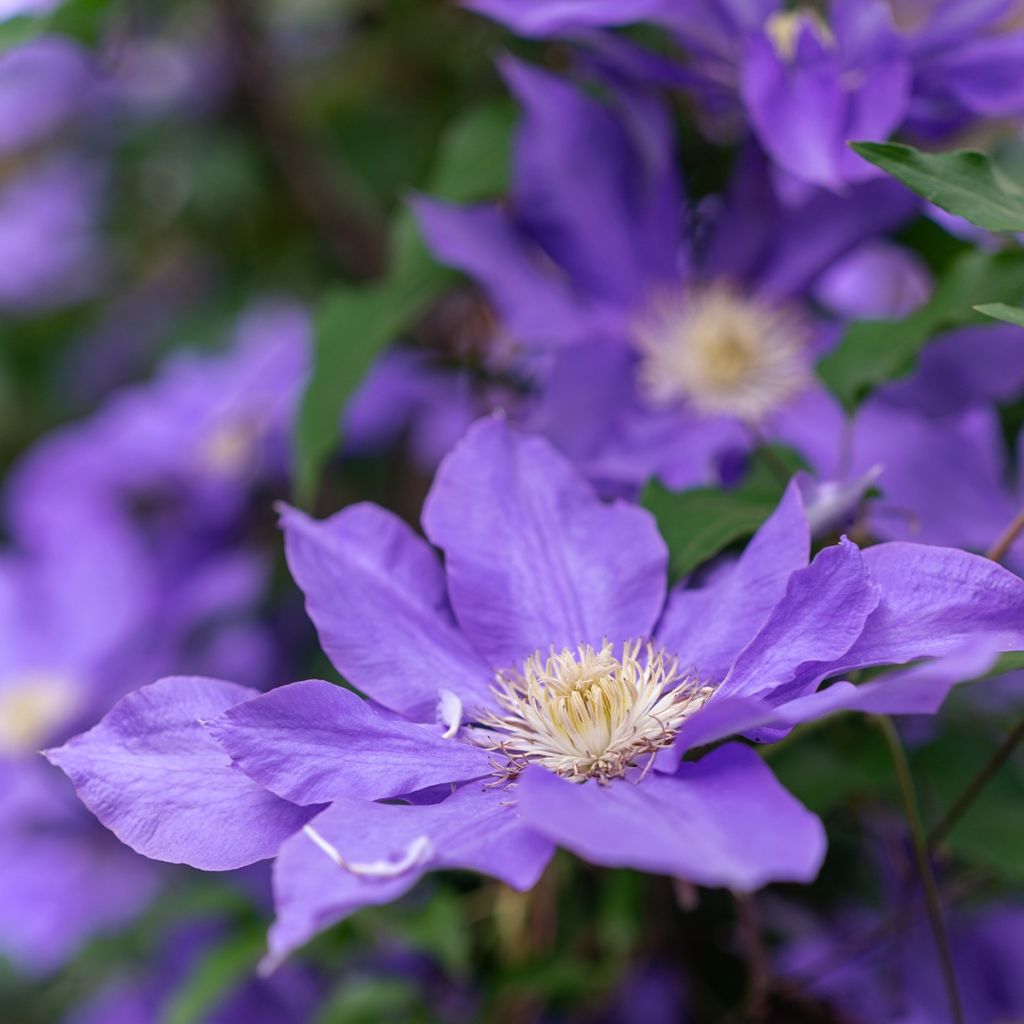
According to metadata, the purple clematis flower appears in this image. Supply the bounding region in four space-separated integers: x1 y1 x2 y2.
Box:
415 60 916 494
465 0 1024 188
0 525 162 972
0 155 105 314
845 321 1024 567
0 37 96 155
778 899 1024 1023
6 300 310 553
48 418 1024 968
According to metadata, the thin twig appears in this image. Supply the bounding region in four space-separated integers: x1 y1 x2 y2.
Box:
929 715 1024 848
217 0 387 281
985 505 1024 563
923 507 1024 848
733 893 770 1022
877 717 964 1024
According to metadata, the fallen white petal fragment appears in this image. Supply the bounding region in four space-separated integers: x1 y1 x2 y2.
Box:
437 688 463 739
303 825 434 879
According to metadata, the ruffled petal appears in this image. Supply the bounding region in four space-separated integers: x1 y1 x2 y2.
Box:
46 678 316 871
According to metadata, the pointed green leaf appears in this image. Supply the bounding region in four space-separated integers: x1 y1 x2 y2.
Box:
851 141 1024 231
975 302 1024 328
291 101 515 506
818 249 1024 410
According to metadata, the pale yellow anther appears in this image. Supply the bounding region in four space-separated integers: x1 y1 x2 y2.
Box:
634 283 809 422
765 8 834 61
199 418 261 476
0 672 81 753
478 641 713 783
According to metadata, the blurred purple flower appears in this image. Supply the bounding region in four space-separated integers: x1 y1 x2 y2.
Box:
0 526 162 972
848 322 1024 565
66 917 323 1024
778 900 1024 1023
0 155 104 313
6 300 310 551
47 418 1024 966
465 0 1024 185
414 60 915 493
0 37 95 154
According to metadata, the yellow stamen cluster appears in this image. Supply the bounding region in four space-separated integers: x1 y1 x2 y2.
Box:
634 284 809 422
478 641 713 783
765 9 834 61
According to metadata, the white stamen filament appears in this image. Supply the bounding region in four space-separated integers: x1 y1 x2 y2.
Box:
302 825 434 879
634 284 810 422
476 641 713 783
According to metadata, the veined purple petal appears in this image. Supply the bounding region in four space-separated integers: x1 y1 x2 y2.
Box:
837 543 1024 671
658 642 1000 765
516 744 825 890
46 678 316 871
205 680 492 804
422 416 668 669
656 480 810 684
266 784 553 968
720 539 880 701
280 502 494 720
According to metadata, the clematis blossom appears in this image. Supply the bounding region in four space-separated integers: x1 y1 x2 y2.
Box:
48 417 1024 968
415 59 916 494
465 0 1024 188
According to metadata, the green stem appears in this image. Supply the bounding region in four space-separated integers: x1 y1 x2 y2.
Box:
877 716 963 1024
929 714 1024 849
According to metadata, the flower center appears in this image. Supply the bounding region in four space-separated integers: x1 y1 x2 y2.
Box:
634 284 809 421
477 641 713 783
198 417 263 477
0 672 81 753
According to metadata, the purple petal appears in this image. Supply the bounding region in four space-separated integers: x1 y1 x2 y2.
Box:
280 502 494 720
838 543 1024 671
852 404 1017 552
462 0 673 36
741 33 847 190
205 680 492 804
813 241 931 320
267 784 553 967
46 678 316 871
661 642 999 762
422 417 668 668
501 56 681 305
720 539 880 701
657 481 810 684
412 198 589 345
875 324 1024 417
516 744 825 890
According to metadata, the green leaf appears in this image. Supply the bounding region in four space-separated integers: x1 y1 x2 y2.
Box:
975 302 1024 328
0 0 110 52
315 978 425 1024
818 249 1024 410
161 929 265 1024
643 481 779 580
377 891 471 978
641 445 805 579
292 238 452 506
291 101 515 506
851 141 1024 231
